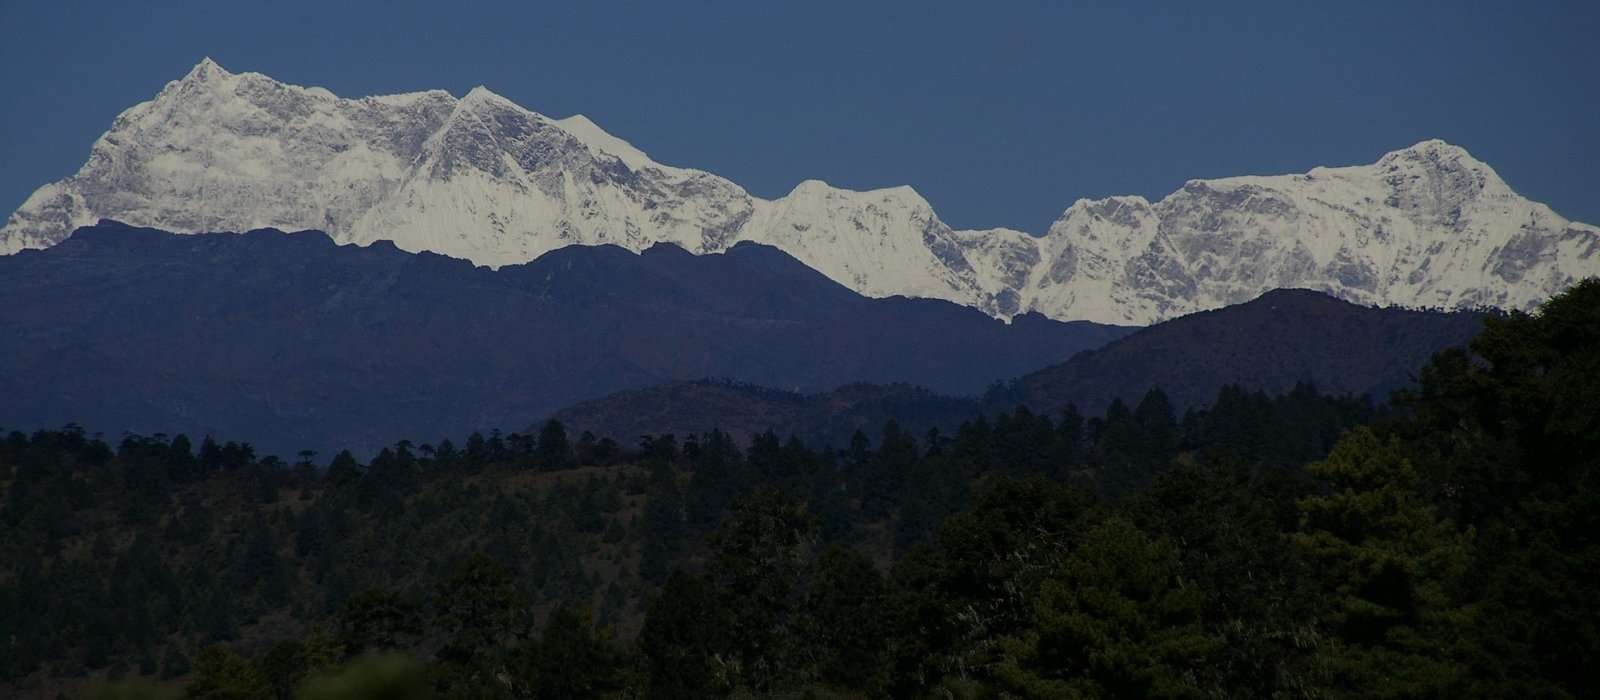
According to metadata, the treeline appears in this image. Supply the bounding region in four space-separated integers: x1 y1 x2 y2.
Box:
2 280 1597 697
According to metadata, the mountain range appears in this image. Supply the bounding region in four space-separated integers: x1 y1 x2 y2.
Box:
548 289 1484 446
4 59 1595 324
0 221 1125 456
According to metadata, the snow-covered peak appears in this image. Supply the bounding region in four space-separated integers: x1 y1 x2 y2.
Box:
1381 138 1479 164
1052 195 1156 228
553 114 659 171
181 56 229 84
1014 138 1598 322
784 178 835 196
3 62 1595 325
1375 138 1505 185
155 57 239 102
777 179 928 208
148 57 350 119
460 85 512 107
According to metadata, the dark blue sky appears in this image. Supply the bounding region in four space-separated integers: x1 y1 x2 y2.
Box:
3 1 1596 232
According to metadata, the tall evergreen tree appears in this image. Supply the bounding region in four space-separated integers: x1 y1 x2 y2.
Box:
535 419 571 471
1293 427 1474 698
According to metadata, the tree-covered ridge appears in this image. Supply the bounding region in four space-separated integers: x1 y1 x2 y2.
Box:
1000 287 1485 416
3 279 1597 698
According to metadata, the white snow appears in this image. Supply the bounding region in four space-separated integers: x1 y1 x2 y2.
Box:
553 114 660 172
4 59 1597 325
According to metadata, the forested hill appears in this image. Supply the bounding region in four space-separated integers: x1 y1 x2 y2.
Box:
1003 287 1485 415
0 221 1128 457
549 381 982 449
544 289 1482 448
0 379 1382 698
3 280 1597 698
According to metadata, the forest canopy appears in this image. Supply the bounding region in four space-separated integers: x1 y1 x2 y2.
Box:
3 280 1597 698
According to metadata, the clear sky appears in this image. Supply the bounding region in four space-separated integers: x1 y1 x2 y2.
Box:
2 1 1596 232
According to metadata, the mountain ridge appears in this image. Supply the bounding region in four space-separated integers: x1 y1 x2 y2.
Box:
1005 287 1486 416
4 59 1596 324
545 287 1486 446
0 220 1127 456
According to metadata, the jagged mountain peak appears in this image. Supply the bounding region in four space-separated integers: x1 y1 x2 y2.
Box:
1054 195 1157 228
779 179 929 208
1381 137 1480 164
181 56 228 83
458 85 525 113
1374 138 1507 190
3 62 1595 324
163 57 334 105
553 114 659 171
461 84 499 101
446 87 674 176
439 85 536 126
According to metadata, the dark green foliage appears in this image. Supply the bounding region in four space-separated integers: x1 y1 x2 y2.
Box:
1394 278 1600 694
336 589 421 656
184 645 269 700
431 554 527 690
637 463 684 586
160 646 191 680
800 545 888 690
324 450 361 487
519 605 618 699
640 573 724 698
0 379 1380 696
700 488 817 692
994 516 1218 698
296 655 430 700
95 681 177 700
258 640 306 700
1128 457 1320 695
533 420 571 471
1293 428 1474 697
685 429 741 531
6 281 1598 698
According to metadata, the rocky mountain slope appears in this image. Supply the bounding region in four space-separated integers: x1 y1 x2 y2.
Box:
0 221 1126 456
5 59 1595 324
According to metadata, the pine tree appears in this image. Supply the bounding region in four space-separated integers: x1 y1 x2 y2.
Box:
521 605 618 699
801 545 888 690
994 516 1219 698
703 488 818 692
641 573 725 698
1293 427 1473 698
535 419 571 471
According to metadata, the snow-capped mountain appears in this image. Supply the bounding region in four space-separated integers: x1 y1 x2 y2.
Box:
0 59 754 265
1024 142 1600 323
5 58 1596 324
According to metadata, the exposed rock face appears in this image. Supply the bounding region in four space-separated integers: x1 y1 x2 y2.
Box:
5 59 1596 324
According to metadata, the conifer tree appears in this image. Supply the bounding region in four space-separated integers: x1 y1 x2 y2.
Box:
1293 427 1473 697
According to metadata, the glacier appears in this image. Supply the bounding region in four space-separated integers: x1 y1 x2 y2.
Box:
4 58 1597 325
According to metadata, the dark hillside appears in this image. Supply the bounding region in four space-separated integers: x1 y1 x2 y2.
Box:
546 290 1482 447
550 380 980 448
1007 288 1484 415
0 221 1128 456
